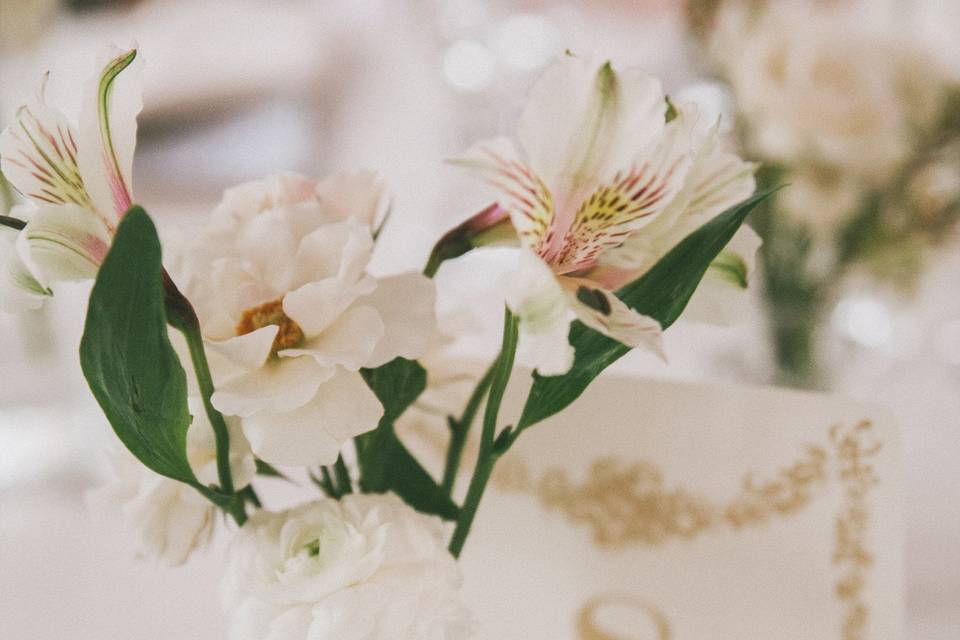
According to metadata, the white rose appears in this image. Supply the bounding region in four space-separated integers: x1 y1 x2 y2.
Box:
777 167 863 233
172 172 436 467
222 494 475 640
710 1 945 182
89 401 255 566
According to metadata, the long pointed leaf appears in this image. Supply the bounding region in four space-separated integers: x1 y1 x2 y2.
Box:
517 189 776 430
80 206 197 485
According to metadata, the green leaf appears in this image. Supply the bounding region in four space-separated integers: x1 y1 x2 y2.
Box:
80 207 197 486
360 357 428 423
358 357 460 520
359 428 460 520
708 250 749 288
517 189 776 430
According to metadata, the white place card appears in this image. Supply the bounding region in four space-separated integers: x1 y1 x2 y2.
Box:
405 373 902 640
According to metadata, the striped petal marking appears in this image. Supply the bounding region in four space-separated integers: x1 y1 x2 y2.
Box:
552 157 685 274
474 144 556 257
0 87 91 210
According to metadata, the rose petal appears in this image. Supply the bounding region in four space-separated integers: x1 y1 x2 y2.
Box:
280 304 384 371
211 355 334 418
314 169 386 227
361 272 436 368
282 277 373 338
242 371 384 467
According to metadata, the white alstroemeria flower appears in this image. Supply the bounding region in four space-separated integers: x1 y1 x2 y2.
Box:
174 173 435 467
0 47 143 303
454 55 756 374
590 103 759 296
89 401 255 567
222 494 475 640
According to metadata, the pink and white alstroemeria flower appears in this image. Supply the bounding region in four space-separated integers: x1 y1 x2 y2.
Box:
453 55 756 374
0 47 142 305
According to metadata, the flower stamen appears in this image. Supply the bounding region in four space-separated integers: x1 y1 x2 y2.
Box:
236 299 305 355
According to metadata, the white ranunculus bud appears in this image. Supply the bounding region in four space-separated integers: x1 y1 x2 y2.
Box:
89 401 256 566
222 494 475 640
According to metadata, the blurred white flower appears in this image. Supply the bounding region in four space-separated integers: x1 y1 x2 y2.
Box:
0 47 143 305
172 173 436 467
90 401 255 567
222 494 475 640
709 1 947 183
454 55 756 374
777 168 862 233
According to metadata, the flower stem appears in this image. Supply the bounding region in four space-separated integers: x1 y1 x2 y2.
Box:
334 454 353 495
448 308 518 557
0 215 26 231
163 269 246 526
181 325 236 497
441 362 496 496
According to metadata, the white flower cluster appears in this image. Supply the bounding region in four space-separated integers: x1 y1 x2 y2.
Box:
0 45 764 640
706 0 954 229
223 494 474 640
91 401 256 566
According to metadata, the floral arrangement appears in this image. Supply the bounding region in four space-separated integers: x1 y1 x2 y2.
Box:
0 47 764 637
687 0 960 386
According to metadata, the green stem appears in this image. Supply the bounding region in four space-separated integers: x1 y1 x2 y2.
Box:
181 322 235 495
423 247 444 278
319 467 339 498
334 454 353 495
0 215 26 231
441 362 496 495
448 308 518 557
0 173 15 214
163 270 245 525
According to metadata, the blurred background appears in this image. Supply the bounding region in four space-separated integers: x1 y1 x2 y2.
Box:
0 0 957 638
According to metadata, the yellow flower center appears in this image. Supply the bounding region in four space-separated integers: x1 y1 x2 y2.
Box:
236 299 305 356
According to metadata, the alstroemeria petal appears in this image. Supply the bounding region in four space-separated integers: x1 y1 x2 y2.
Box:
19 203 112 282
644 110 757 239
78 47 142 220
0 226 49 311
0 91 91 212
599 111 757 275
683 147 757 222
362 272 437 368
241 370 384 467
552 117 693 273
504 250 575 376
517 56 666 191
450 137 555 255
562 276 664 358
280 304 384 371
314 169 387 228
211 356 334 418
